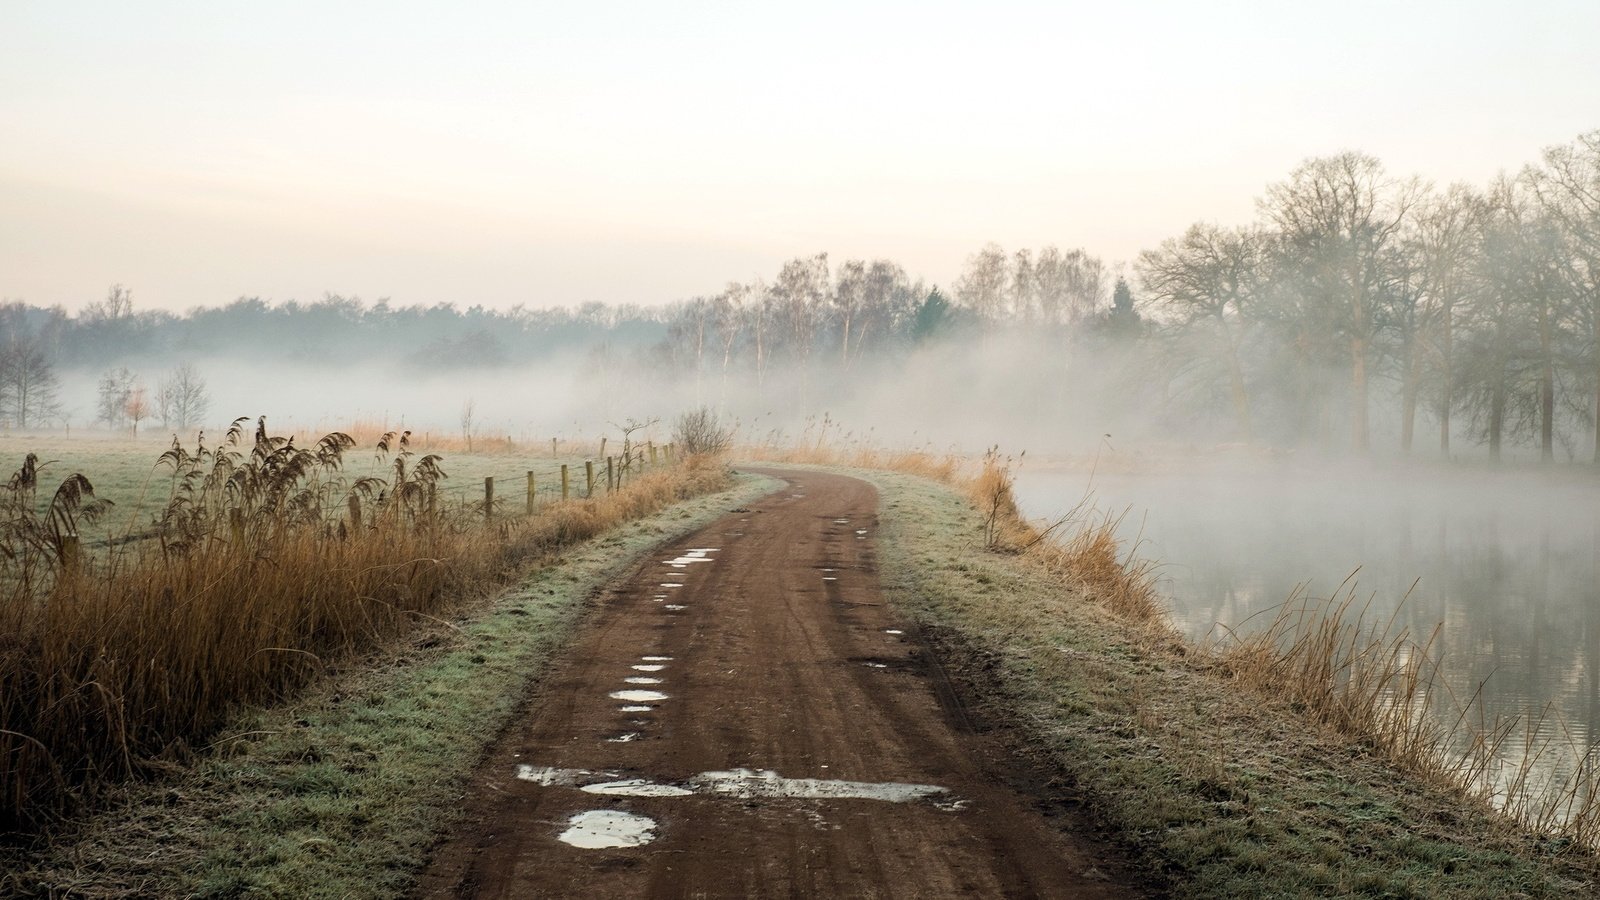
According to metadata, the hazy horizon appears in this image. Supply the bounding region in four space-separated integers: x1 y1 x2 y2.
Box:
5 1 1599 313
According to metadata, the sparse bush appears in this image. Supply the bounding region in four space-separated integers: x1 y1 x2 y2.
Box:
672 406 732 455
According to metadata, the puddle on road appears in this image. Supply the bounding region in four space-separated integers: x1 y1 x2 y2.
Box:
660 583 684 588
619 704 653 712
833 519 850 524
606 732 642 743
624 676 663 685
610 690 669 702
518 764 954 808
641 655 673 662
582 779 694 798
664 604 687 611
632 664 665 672
855 529 868 535
864 662 888 669
557 810 658 849
822 576 837 582
694 769 947 803
885 629 904 635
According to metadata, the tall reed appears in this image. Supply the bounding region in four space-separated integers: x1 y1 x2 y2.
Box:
0 419 727 831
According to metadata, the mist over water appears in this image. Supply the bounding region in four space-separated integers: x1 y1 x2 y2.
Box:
1013 460 1600 772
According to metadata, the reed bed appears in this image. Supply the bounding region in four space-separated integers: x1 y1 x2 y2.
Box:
0 418 725 831
746 436 1600 854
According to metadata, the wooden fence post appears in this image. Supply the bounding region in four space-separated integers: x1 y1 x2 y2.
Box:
585 460 595 498
526 470 536 515
484 476 495 521
561 464 570 500
551 437 557 457
600 436 607 459
606 456 615 492
649 442 657 465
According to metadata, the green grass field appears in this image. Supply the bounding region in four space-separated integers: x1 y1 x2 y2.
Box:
0 433 641 549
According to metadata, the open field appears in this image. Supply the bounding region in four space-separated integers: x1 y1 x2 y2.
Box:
2 472 780 897
0 423 706 831
0 431 643 548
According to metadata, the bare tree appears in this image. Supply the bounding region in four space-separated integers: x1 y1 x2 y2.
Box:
124 383 151 438
0 336 62 429
1261 152 1422 452
1408 183 1483 455
155 363 210 432
1137 224 1264 438
771 254 829 405
954 243 1009 323
833 260 867 370
1530 131 1600 462
96 367 134 431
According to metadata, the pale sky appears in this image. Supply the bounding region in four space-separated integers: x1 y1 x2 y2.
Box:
3 1 1597 313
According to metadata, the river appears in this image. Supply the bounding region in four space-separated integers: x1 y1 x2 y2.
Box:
1012 460 1600 787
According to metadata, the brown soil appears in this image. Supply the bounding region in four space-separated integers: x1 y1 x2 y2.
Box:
415 468 1152 899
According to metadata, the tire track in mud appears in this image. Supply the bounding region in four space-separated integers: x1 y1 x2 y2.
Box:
416 468 1147 898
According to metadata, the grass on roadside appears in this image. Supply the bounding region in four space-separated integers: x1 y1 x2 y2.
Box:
860 468 1600 897
2 471 779 898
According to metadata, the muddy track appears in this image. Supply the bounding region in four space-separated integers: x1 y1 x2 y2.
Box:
417 468 1149 898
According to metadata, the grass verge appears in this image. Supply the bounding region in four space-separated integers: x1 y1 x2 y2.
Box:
848 464 1600 898
1 471 780 898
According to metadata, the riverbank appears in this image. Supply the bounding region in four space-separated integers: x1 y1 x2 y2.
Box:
1 471 780 898
853 463 1600 897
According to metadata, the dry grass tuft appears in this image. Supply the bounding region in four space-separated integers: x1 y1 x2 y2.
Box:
0 420 727 832
749 434 1600 854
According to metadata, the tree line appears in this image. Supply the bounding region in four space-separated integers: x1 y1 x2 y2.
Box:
1134 135 1600 462
2 130 1595 460
645 131 1599 462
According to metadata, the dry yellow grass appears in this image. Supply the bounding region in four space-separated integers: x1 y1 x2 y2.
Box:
0 421 727 831
747 438 1600 853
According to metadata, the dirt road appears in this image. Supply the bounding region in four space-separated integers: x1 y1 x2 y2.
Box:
417 468 1146 898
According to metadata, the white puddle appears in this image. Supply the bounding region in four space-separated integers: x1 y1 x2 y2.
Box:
864 662 888 669
582 779 694 798
823 577 837 582
885 629 904 635
686 548 720 553
660 583 683 588
855 529 868 535
516 765 951 806
642 655 673 662
664 604 687 611
558 810 658 849
610 690 668 702
695 769 947 803
833 519 850 524
624 676 663 685
632 664 665 672
619 704 653 712
666 557 715 565
607 732 642 743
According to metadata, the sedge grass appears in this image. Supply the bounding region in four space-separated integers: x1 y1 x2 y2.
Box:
0 420 729 832
746 438 1600 858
